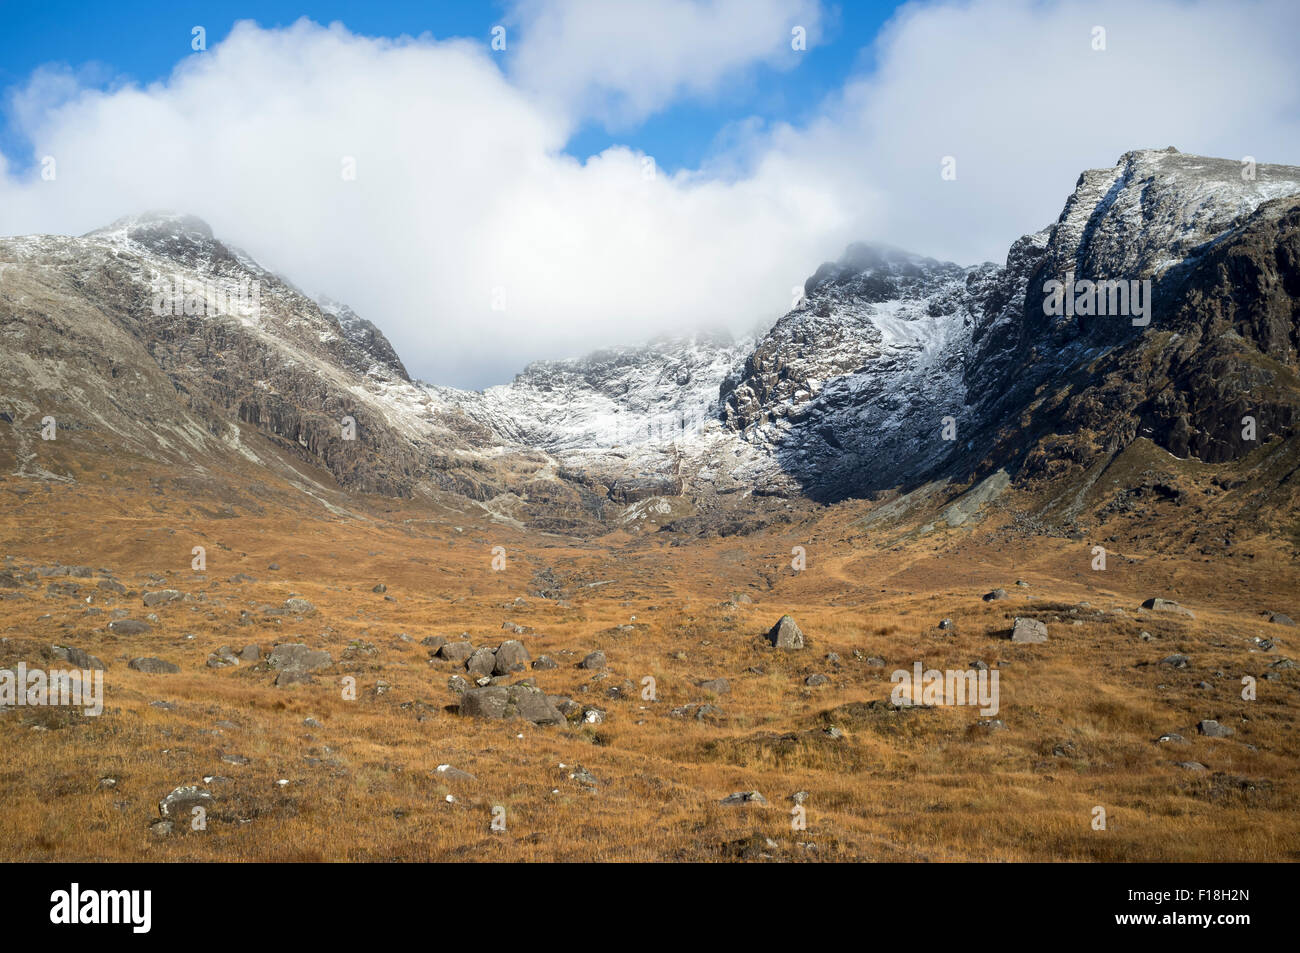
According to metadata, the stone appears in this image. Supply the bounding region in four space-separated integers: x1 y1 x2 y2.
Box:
238 643 261 662
206 648 238 669
493 640 530 675
720 790 767 806
1268 612 1295 626
765 615 805 650
142 589 183 607
434 764 476 782
466 646 497 676
938 618 953 629
437 641 474 663
458 684 565 725
283 597 314 613
983 589 1008 601
448 675 471 695
65 647 107 670
158 785 214 818
267 643 332 674
275 670 315 687
532 655 558 670
108 619 151 635
1010 617 1048 643
697 677 730 695
128 657 179 674
1160 654 1191 668
805 673 830 686
421 635 448 651
578 650 607 670
1140 598 1194 618
1197 719 1234 737
372 583 387 593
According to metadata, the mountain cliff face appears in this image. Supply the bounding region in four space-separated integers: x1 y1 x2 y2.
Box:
2 149 1298 535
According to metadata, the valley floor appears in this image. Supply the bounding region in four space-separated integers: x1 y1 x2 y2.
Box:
1 457 1296 862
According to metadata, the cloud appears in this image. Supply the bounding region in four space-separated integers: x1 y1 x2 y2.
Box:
1 0 1298 388
505 0 822 128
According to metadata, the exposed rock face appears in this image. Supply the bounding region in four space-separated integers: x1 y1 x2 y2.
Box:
2 150 1298 530
724 149 1300 501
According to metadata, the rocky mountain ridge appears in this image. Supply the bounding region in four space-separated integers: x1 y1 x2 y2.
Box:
3 148 1299 537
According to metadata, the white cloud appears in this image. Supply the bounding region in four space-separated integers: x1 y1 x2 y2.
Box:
1 0 1298 387
505 0 822 127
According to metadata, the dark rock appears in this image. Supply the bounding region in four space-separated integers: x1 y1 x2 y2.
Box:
466 646 497 676
765 615 805 649
437 641 474 663
578 650 607 670
1197 719 1234 738
1010 617 1048 643
493 640 530 675
129 657 179 674
1141 598 1194 618
108 619 151 635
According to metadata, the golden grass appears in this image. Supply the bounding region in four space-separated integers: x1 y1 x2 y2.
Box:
0 457 1296 862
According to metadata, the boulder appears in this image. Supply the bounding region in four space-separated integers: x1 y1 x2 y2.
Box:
493 640 530 675
437 641 475 663
765 615 805 650
129 657 179 674
458 684 565 725
141 589 183 608
466 646 497 676
108 619 151 635
578 650 607 670
158 785 214 819
1140 598 1194 618
64 647 107 670
1010 617 1048 643
697 677 730 695
1197 719 1234 738
983 589 1008 601
267 643 332 673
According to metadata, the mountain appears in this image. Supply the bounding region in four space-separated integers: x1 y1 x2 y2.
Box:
3 149 1299 540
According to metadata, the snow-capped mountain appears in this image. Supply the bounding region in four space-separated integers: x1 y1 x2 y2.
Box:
2 148 1299 532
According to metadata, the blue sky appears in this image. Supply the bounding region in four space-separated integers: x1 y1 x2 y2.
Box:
0 0 898 177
